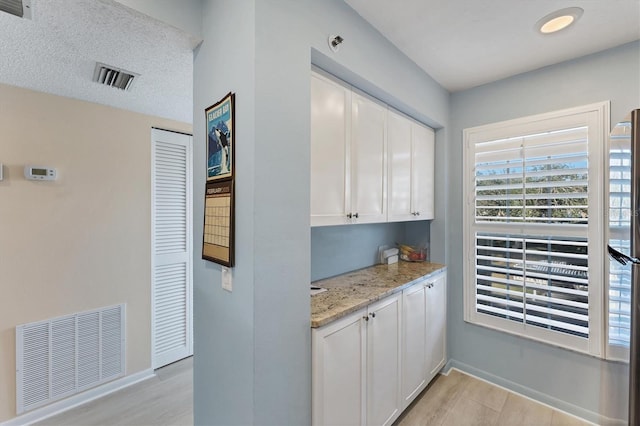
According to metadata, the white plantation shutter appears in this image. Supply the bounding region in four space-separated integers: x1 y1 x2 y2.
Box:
474 127 589 224
475 234 589 338
608 121 632 358
463 103 607 356
151 129 193 368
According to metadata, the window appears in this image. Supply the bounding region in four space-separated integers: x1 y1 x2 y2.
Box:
463 102 609 357
607 117 632 360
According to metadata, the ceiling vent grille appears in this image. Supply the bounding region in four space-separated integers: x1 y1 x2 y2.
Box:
93 63 139 91
0 0 31 19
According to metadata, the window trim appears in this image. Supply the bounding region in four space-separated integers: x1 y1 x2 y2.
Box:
462 101 610 358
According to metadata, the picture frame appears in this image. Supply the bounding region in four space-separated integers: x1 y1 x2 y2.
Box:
205 92 235 182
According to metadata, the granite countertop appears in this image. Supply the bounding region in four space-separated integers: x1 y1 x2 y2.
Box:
311 261 446 328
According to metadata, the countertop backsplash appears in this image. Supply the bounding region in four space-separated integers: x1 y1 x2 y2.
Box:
311 221 431 281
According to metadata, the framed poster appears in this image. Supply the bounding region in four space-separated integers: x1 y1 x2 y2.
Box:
202 179 235 266
205 92 235 181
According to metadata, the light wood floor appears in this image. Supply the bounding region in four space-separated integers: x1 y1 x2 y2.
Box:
35 357 193 426
395 369 591 426
36 358 590 426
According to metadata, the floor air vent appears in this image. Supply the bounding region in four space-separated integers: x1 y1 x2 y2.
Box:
93 62 138 91
0 0 31 19
16 304 126 414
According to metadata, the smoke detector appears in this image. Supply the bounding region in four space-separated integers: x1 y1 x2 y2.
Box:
93 62 139 91
0 0 32 19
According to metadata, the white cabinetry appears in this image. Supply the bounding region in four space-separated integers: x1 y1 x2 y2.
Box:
310 73 387 226
401 271 447 409
312 293 402 426
426 273 446 377
366 294 402 426
401 279 428 407
350 91 387 224
311 310 365 426
388 109 435 222
310 72 350 226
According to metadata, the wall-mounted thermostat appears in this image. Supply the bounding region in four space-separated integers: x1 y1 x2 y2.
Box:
24 165 56 181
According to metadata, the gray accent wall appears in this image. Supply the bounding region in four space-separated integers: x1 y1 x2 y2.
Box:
193 0 449 424
448 41 640 423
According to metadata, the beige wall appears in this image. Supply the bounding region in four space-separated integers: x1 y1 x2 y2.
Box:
0 83 191 422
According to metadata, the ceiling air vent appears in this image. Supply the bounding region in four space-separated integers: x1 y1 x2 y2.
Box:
0 0 31 19
93 63 139 91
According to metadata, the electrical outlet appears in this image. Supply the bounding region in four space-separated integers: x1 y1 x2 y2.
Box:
221 266 232 292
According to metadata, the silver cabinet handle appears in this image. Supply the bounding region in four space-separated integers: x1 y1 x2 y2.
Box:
369 312 376 318
347 213 352 218
354 212 359 218
363 316 369 322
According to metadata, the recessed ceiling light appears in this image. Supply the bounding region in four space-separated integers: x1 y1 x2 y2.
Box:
536 7 583 34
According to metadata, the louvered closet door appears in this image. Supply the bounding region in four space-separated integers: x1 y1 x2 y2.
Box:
152 128 193 369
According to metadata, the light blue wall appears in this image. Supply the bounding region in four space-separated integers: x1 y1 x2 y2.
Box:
193 0 449 424
193 1 256 425
448 41 640 423
311 222 431 281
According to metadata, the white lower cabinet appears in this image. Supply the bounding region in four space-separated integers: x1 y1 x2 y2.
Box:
312 271 447 425
401 271 447 409
312 294 402 426
312 310 366 426
401 280 428 408
366 295 402 426
426 273 447 378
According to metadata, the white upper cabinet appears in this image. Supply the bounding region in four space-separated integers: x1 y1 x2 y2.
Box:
411 123 435 220
387 110 413 221
351 91 387 224
311 70 434 226
311 72 387 226
388 109 435 222
310 73 351 226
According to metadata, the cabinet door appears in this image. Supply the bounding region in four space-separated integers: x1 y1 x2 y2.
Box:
310 73 351 226
412 124 435 220
426 273 446 378
366 293 402 426
387 110 413 222
351 92 387 224
401 281 427 408
312 310 365 426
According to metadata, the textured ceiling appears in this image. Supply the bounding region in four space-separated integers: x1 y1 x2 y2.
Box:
0 0 196 123
1 1 638 122
346 0 640 92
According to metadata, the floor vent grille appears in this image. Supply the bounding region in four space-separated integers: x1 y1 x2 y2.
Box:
0 0 31 19
16 304 126 414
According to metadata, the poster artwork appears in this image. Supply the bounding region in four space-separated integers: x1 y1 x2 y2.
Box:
206 93 234 181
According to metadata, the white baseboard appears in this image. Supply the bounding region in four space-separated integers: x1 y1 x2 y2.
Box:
444 359 625 426
1 369 155 426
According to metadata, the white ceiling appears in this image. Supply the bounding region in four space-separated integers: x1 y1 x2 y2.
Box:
0 0 196 123
1 1 638 123
346 0 640 92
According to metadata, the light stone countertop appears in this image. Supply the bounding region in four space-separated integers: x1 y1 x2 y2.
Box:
311 261 446 328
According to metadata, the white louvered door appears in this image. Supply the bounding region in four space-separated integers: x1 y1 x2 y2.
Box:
151 128 193 369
